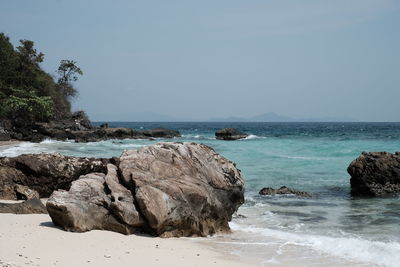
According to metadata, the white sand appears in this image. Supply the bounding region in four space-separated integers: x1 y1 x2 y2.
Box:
0 214 255 267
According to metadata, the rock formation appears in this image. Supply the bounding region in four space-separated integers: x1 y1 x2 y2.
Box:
0 153 115 199
215 128 248 140
348 152 400 197
46 142 245 237
259 186 312 198
0 199 47 214
2 118 181 143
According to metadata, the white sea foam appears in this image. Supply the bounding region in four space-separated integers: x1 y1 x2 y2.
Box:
278 155 329 161
40 139 73 144
181 134 214 140
0 142 39 157
242 134 265 140
229 222 400 267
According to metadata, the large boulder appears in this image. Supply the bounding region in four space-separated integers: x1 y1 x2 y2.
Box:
0 154 114 199
348 152 400 197
215 128 248 140
47 142 245 237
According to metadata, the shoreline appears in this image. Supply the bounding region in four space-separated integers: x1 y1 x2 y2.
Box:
0 140 23 147
0 213 255 267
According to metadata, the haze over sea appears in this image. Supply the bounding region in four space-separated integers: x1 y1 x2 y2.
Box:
1 122 400 266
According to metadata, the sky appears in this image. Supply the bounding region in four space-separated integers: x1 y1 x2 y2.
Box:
0 0 399 121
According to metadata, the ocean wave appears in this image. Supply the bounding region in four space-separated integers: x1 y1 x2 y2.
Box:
242 134 266 140
229 223 400 267
181 134 215 140
277 155 330 161
0 142 43 157
40 139 74 145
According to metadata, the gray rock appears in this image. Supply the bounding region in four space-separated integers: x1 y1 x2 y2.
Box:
215 128 248 140
47 142 245 237
259 186 312 198
348 152 400 197
46 169 143 234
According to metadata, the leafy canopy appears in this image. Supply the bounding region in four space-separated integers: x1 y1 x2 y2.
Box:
0 33 83 122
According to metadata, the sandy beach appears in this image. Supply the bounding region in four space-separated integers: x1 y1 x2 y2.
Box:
0 213 255 267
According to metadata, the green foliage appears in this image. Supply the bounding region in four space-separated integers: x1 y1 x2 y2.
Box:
3 89 53 121
0 32 83 122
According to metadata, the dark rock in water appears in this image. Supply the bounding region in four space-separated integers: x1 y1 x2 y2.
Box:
0 153 114 199
1 117 180 142
259 186 312 198
0 199 47 214
348 152 400 197
142 128 181 138
215 128 248 140
47 142 244 237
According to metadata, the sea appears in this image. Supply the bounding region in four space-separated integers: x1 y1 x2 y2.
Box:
1 122 400 267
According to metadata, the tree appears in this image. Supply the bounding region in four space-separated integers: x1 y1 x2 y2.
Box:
15 39 45 88
3 88 53 122
56 60 83 98
17 39 44 66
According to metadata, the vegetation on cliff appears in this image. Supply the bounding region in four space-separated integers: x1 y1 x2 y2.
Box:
0 33 82 124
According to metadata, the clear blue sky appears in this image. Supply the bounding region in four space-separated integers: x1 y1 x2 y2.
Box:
1 0 399 121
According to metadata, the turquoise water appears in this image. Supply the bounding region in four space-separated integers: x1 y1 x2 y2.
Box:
1 122 400 266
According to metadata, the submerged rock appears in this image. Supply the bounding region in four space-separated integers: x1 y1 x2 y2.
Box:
0 153 114 199
259 186 312 198
348 152 400 197
215 128 248 140
47 142 245 237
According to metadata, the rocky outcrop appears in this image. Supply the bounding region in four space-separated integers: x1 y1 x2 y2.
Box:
142 128 181 139
259 186 312 197
47 142 245 237
215 128 248 140
348 152 400 197
0 154 114 199
72 127 181 142
0 199 47 214
1 118 181 142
